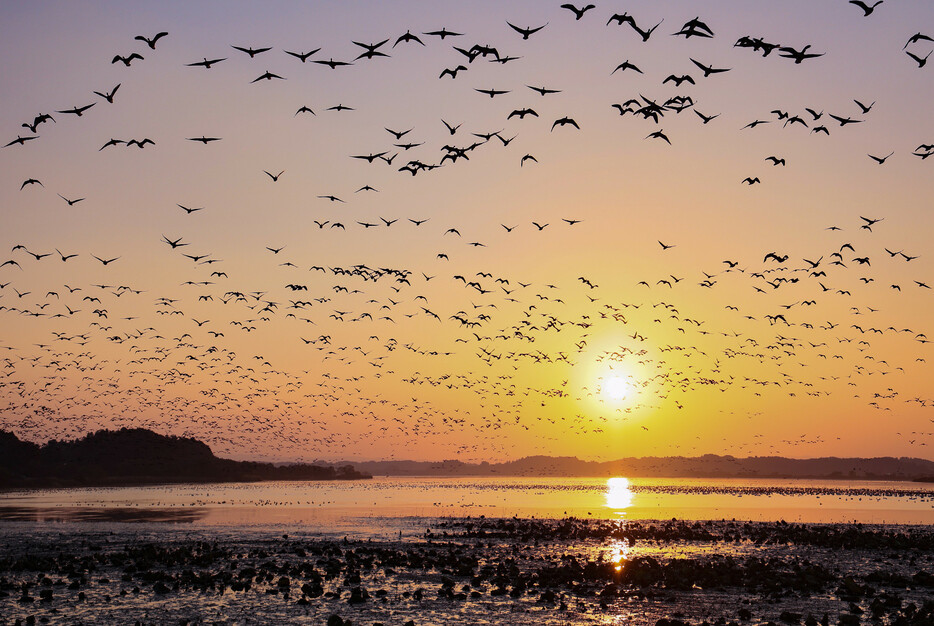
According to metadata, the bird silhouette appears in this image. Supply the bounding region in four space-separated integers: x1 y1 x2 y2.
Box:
439 65 467 79
394 30 425 47
612 60 643 74
3 135 38 148
560 4 596 20
527 85 561 96
507 22 547 39
646 130 671 144
135 32 168 48
251 70 285 83
112 53 144 66
690 58 731 77
232 45 272 57
867 151 894 164
284 48 321 62
849 0 883 16
778 45 824 63
58 194 85 206
57 103 96 117
475 88 510 98
673 17 714 38
551 117 579 131
423 27 463 39
906 50 931 68
187 57 226 68
92 84 121 103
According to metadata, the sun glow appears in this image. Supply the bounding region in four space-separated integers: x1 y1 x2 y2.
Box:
602 376 631 403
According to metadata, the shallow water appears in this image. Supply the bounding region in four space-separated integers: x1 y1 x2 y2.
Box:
2 476 932 528
2 479 932 624
2 518 933 626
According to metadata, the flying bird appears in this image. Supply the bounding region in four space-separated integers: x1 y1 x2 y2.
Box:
612 60 643 74
551 117 579 130
905 50 931 68
904 32 933 49
251 70 285 83
778 45 824 63
394 30 425 47
112 53 144 66
231 45 272 57
58 194 85 206
5 136 39 148
423 28 463 39
560 4 596 20
92 84 121 103
135 32 168 48
690 58 731 77
475 88 510 98
314 58 353 69
187 57 226 68
439 65 467 79
673 17 714 38
849 0 883 16
284 49 321 62
507 22 547 39
646 130 671 144
57 103 96 116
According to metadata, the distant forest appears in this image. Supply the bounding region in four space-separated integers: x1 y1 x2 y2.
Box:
348 454 934 481
0 428 370 488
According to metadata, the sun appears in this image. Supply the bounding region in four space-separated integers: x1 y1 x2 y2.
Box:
602 376 630 402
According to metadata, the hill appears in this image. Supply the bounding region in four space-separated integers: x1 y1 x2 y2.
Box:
348 454 934 480
0 428 370 488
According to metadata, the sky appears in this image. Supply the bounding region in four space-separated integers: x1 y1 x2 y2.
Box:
1 0 933 463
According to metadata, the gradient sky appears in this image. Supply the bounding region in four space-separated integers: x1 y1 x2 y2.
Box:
1 1 933 462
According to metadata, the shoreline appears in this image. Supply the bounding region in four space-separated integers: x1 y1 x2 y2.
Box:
4 472 933 493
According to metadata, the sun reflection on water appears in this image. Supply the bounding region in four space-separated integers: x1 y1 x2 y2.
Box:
607 539 632 572
605 476 634 512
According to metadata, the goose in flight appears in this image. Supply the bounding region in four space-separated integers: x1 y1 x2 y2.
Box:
112 53 143 66
507 22 547 40
231 45 272 57
135 32 168 48
187 57 226 68
561 4 596 20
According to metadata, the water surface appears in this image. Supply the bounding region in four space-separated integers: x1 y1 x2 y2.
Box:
2 476 931 528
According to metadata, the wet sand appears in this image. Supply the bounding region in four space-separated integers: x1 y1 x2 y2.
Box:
2 518 933 625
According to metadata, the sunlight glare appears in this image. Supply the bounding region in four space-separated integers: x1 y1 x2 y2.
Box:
602 376 630 402
605 476 634 511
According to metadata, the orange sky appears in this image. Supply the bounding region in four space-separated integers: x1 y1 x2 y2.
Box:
1 1 933 462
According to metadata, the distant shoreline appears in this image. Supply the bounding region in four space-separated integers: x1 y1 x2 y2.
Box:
4 429 933 489
4 473 933 494
0 428 371 490
344 454 934 482
0 474 372 492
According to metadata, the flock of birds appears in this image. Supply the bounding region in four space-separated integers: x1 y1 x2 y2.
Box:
1 2 932 462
